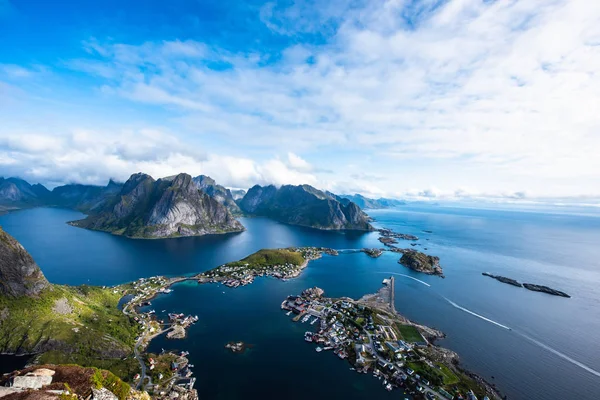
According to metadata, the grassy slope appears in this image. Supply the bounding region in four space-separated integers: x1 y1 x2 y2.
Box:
0 284 141 380
226 249 305 269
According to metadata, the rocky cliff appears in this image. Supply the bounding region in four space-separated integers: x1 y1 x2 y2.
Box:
192 175 241 214
239 184 373 230
0 226 49 297
72 173 244 238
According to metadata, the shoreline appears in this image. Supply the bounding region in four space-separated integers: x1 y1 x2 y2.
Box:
281 283 503 399
121 248 503 399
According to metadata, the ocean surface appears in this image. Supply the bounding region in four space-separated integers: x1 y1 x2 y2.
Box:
1 206 600 399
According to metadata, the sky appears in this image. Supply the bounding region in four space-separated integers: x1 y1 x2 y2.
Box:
1 0 599 202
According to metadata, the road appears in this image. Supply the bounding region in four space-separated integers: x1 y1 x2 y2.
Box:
389 276 396 313
122 294 173 390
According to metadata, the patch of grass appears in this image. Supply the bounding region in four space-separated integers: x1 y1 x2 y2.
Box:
90 368 131 400
436 363 460 385
226 249 305 269
39 352 139 382
0 284 141 381
395 324 424 343
146 352 178 383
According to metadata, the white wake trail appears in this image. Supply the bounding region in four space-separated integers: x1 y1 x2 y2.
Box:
384 270 600 379
443 297 511 330
382 272 431 287
516 332 600 378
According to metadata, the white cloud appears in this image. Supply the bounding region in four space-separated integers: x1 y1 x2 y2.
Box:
0 64 33 78
286 152 312 172
2 0 600 200
0 128 320 190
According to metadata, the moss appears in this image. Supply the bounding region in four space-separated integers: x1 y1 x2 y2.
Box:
89 368 131 400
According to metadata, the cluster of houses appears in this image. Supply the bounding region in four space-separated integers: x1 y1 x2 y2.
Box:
281 290 491 400
168 313 199 326
202 260 304 286
150 352 197 400
199 247 337 288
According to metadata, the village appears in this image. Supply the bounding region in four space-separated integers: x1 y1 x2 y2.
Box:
197 247 337 288
121 276 199 400
281 280 497 400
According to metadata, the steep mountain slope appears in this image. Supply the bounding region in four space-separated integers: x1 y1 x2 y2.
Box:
72 173 244 238
0 178 52 207
0 228 140 376
239 184 373 230
0 226 50 297
192 175 241 214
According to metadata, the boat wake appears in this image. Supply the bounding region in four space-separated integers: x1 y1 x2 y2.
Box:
444 298 600 378
443 297 511 330
515 332 600 378
382 272 431 287
379 271 600 378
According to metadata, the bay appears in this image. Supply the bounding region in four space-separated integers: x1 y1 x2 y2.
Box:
1 205 600 399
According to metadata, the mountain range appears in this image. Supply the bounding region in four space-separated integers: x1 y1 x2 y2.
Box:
0 174 411 237
239 184 373 230
71 173 244 238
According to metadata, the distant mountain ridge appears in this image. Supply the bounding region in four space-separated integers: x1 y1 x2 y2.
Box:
0 177 52 207
0 177 123 212
71 173 244 238
338 193 405 209
0 175 377 234
239 184 373 230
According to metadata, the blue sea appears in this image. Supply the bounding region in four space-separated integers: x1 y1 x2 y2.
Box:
1 205 600 399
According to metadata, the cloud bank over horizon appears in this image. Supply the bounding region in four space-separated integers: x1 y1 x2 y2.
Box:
1 0 599 202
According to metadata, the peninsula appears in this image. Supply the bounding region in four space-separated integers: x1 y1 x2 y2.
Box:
280 281 501 399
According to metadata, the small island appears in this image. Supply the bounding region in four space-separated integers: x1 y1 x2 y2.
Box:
225 341 249 354
398 250 444 277
378 228 419 241
523 283 570 298
481 273 570 298
361 248 384 258
280 280 501 399
482 273 523 287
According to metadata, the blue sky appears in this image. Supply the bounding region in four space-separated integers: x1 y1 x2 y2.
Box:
1 0 599 202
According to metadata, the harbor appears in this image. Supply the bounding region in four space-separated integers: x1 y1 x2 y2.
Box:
280 282 500 400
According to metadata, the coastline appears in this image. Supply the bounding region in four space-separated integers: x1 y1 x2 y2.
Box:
121 248 503 399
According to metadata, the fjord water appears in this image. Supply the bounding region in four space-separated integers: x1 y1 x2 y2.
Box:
2 207 600 399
